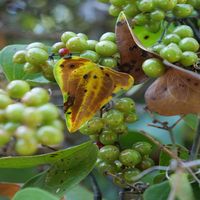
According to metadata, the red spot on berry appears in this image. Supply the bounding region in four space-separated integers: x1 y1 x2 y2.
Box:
59 48 70 57
96 141 104 149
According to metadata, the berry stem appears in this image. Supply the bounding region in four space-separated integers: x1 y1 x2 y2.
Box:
189 116 200 160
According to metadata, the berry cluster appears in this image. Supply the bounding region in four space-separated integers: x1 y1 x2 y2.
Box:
79 97 154 187
13 43 55 81
0 80 64 156
99 0 199 33
53 31 119 68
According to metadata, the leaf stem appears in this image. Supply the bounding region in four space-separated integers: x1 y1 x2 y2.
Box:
89 172 102 200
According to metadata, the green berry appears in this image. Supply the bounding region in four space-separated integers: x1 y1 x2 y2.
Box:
15 138 38 155
0 110 6 123
113 173 127 188
111 123 128 135
79 117 104 135
145 22 161 33
151 44 166 54
102 109 124 127
66 36 88 52
22 88 50 106
100 57 117 68
109 5 121 17
132 13 149 26
99 145 120 163
96 161 117 174
99 129 118 145
5 103 25 122
87 40 98 51
0 94 12 109
138 157 155 170
119 149 142 167
77 33 88 40
80 50 100 62
0 129 10 147
7 80 30 99
173 25 194 38
142 58 166 78
4 122 19 134
23 62 41 74
180 51 198 67
50 120 64 131
41 60 55 81
150 10 165 21
23 107 42 127
13 50 26 64
52 42 66 53
153 0 177 11
38 103 59 124
163 34 181 45
115 98 135 113
125 112 138 123
123 3 139 17
160 43 182 63
37 126 63 145
173 4 193 18
179 37 199 52
61 31 77 43
15 126 35 140
138 0 154 12
122 168 140 183
26 42 48 52
25 48 49 65
110 0 126 6
95 41 118 57
132 141 152 156
100 32 116 42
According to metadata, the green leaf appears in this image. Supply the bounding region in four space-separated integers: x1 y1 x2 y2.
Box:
159 144 189 166
143 181 170 200
169 171 195 200
0 141 96 168
22 142 98 197
0 45 49 84
192 182 200 200
184 114 198 130
13 188 59 200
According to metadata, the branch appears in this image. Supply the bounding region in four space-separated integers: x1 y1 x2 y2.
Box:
89 172 102 200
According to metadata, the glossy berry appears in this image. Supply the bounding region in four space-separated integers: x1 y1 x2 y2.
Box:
36 126 63 145
119 149 142 167
26 42 48 52
99 145 120 163
58 48 70 57
77 33 88 40
179 37 199 52
153 0 177 11
87 40 98 51
15 138 38 155
100 57 117 68
151 44 166 54
95 41 118 57
163 34 181 45
5 103 25 122
180 51 198 67
160 43 182 63
52 42 66 53
138 0 154 12
23 62 40 74
13 50 26 64
100 32 116 42
150 10 165 21
79 117 104 135
123 3 139 17
80 50 100 62
138 157 155 170
142 58 165 78
132 141 152 156
102 109 124 127
7 80 30 99
99 129 118 145
122 168 140 183
0 94 12 109
4 122 19 134
15 126 35 140
61 31 77 43
173 25 194 38
132 14 149 26
38 103 59 123
173 4 193 18
109 5 121 17
115 97 135 113
0 129 10 147
25 48 49 65
111 123 128 135
96 161 117 174
0 110 6 123
66 36 88 52
125 112 138 123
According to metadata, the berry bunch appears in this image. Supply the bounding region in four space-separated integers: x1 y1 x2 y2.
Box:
79 97 154 187
99 0 199 33
0 80 64 156
53 31 119 68
12 43 55 81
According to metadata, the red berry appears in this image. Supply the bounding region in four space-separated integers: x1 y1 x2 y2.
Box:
59 48 70 57
96 141 104 149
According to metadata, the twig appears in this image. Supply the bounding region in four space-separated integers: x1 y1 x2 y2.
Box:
89 172 102 200
190 118 200 160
